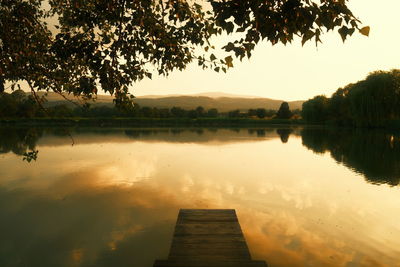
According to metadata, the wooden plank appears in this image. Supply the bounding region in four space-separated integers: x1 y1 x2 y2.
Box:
174 223 242 235
153 260 267 267
177 210 239 223
171 234 246 242
153 209 267 267
170 240 249 250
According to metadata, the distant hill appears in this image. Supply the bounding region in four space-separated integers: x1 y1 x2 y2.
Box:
38 92 304 111
139 92 262 99
132 96 304 111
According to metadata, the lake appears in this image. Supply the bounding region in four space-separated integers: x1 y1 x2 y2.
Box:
0 126 399 267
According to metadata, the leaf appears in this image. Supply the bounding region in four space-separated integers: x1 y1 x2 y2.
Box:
301 30 315 46
225 56 233 68
338 26 349 42
210 54 217 61
226 22 234 34
359 26 370 36
223 42 235 52
23 150 39 162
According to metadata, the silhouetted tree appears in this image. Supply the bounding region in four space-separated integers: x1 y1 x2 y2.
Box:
48 105 73 118
158 108 171 118
276 102 293 119
0 92 18 117
170 107 186 118
207 108 218 118
195 106 205 117
228 109 241 118
302 95 330 123
248 109 257 117
256 108 267 119
188 109 198 118
140 107 153 118
302 70 400 126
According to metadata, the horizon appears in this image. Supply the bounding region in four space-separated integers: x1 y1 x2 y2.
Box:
132 91 305 101
22 90 306 102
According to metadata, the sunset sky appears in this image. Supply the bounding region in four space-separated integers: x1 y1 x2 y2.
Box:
133 0 400 101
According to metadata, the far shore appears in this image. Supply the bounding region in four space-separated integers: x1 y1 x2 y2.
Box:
0 117 305 128
2 117 400 130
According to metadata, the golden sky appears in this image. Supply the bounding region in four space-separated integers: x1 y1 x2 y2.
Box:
133 0 400 101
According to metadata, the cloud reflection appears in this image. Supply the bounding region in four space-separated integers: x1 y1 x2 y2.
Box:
0 170 181 267
1 128 400 267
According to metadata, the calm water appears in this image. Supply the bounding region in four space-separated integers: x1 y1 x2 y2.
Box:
0 127 399 267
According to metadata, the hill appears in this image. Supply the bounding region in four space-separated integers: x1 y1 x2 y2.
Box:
139 92 262 99
38 92 304 111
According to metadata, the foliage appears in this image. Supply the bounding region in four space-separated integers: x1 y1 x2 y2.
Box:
23 150 39 162
0 95 294 120
248 108 275 118
301 95 330 123
0 90 40 118
1 0 367 106
228 109 241 118
255 108 267 119
170 106 187 118
276 102 293 119
207 108 219 118
302 70 400 127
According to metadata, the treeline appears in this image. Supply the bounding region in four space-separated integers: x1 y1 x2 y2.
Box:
0 91 299 119
302 70 400 127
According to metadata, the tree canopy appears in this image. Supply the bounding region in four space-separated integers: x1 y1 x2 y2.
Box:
276 101 292 119
0 0 368 106
302 70 400 126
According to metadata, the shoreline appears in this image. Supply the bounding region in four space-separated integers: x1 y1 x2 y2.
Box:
0 117 305 127
1 118 399 130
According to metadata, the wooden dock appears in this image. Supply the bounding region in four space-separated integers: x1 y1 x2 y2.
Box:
153 209 267 267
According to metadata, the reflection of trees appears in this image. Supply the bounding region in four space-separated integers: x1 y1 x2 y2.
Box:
276 128 293 143
247 128 274 136
124 129 170 138
0 128 42 156
301 128 400 186
190 128 204 135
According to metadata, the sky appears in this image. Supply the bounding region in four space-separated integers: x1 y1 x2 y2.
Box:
132 0 400 101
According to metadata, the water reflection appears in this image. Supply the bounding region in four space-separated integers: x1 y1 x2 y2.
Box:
301 128 400 186
0 127 42 155
0 171 177 267
1 126 400 267
2 127 399 186
276 128 293 143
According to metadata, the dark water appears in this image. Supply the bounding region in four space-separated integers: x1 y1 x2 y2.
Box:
0 127 399 267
